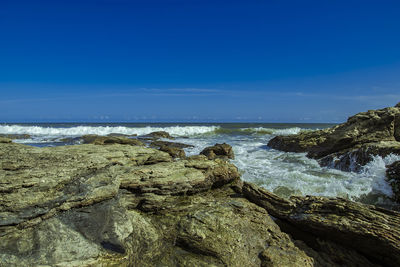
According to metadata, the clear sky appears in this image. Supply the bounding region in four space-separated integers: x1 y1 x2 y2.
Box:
1 0 400 122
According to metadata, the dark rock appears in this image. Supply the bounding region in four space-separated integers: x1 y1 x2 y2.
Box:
318 141 400 172
200 143 234 160
387 161 400 202
81 134 145 146
268 104 400 172
139 131 174 140
107 133 137 137
59 137 82 144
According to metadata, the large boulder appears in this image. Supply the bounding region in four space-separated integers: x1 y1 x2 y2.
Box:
139 131 174 140
268 104 400 171
240 182 400 267
200 143 235 160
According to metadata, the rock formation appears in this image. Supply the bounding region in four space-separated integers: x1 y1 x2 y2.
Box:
81 134 145 146
240 181 400 267
139 131 175 140
200 143 235 160
1 140 399 266
150 140 194 159
268 103 400 172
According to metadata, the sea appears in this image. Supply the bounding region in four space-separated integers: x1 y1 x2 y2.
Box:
2 122 400 209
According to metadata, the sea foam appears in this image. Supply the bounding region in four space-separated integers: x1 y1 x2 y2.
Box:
242 127 303 135
0 125 219 138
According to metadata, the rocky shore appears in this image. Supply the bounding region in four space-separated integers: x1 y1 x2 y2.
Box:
269 103 400 202
1 134 400 266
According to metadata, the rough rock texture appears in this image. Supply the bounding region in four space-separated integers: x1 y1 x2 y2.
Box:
81 134 145 146
158 145 186 158
240 181 400 267
0 142 313 266
139 131 175 140
200 143 235 160
387 161 400 202
1 141 398 266
150 140 194 149
150 140 194 159
268 104 400 171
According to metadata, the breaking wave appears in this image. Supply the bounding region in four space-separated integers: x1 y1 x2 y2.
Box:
214 127 304 135
0 125 219 138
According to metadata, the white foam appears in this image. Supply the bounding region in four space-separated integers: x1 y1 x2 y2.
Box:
243 127 303 135
358 154 400 196
273 127 303 135
231 137 400 202
0 125 219 138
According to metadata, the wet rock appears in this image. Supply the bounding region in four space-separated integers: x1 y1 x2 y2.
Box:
268 104 400 172
59 136 81 144
107 133 138 137
318 141 400 172
81 134 145 146
387 161 400 202
200 143 234 160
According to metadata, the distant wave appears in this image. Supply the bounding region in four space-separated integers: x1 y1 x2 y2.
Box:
214 127 304 135
0 125 219 137
245 127 304 135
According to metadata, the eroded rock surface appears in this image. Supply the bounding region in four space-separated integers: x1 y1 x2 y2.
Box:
1 141 398 266
139 131 175 140
240 182 400 267
0 142 307 266
81 134 145 146
268 104 400 172
200 143 235 160
150 140 193 159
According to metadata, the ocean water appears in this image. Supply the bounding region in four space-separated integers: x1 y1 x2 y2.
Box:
2 122 399 208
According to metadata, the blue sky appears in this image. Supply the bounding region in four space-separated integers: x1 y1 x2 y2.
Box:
1 0 400 122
